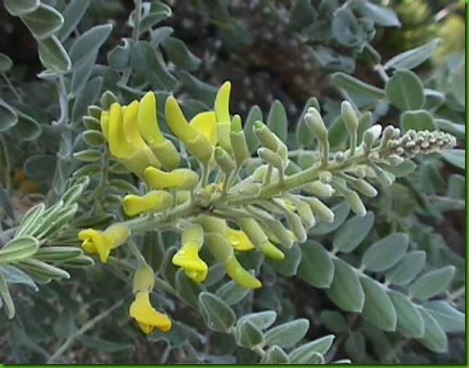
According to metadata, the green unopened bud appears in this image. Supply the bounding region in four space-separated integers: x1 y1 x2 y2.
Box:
224 257 262 289
319 171 333 183
380 125 395 148
348 178 378 197
259 241 284 260
295 201 316 229
286 212 307 243
198 216 227 235
230 115 250 166
363 125 382 152
304 108 328 143
302 180 334 197
344 190 366 217
388 155 405 165
306 198 335 223
254 121 279 151
341 101 359 132
205 232 233 262
185 133 214 163
133 262 154 294
238 218 284 259
372 165 395 187
258 148 283 169
215 146 236 174
237 182 261 196
265 219 294 248
100 90 118 110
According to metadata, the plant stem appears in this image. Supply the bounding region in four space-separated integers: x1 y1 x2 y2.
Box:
0 135 12 194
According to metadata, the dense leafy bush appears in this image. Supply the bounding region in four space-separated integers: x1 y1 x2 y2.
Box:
0 0 465 364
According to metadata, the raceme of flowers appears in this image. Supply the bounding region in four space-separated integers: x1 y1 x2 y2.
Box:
77 82 456 334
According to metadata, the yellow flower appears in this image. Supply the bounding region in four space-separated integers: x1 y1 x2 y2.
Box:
123 190 173 217
137 92 180 170
172 224 208 283
214 81 232 152
189 111 218 146
100 111 110 140
129 291 172 334
144 167 199 190
165 96 213 163
78 224 130 263
226 228 255 251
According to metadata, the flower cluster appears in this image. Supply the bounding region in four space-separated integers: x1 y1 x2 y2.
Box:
77 82 457 335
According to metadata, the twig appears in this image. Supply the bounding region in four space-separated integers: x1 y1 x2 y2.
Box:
47 300 123 364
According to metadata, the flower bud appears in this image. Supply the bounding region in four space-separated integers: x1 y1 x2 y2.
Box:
348 178 378 197
123 190 173 216
224 257 262 289
341 101 358 132
306 198 335 223
372 165 395 187
258 148 283 169
238 218 284 260
302 180 334 197
363 124 383 151
254 121 280 151
286 212 307 243
198 216 228 235
295 201 316 229
100 111 110 140
133 262 155 294
344 190 366 217
230 115 250 166
144 167 199 190
215 146 236 174
380 125 395 148
304 108 328 143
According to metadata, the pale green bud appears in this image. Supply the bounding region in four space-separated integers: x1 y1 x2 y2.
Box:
286 212 307 243
344 190 366 217
302 180 334 197
349 179 378 197
230 115 250 166
304 108 328 143
258 148 283 169
341 101 358 133
295 201 316 229
215 146 236 174
254 121 279 151
306 198 335 223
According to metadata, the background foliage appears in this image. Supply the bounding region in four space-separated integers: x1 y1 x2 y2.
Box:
0 0 465 364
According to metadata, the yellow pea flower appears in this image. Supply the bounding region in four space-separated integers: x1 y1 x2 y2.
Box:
123 190 173 217
165 97 213 163
172 224 208 283
129 291 172 334
214 81 232 153
78 223 130 263
189 111 218 146
144 167 199 190
137 92 180 170
108 103 133 159
226 228 255 251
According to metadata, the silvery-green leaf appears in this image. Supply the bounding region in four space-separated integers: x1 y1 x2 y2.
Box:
24 154 57 182
16 203 45 237
38 36 71 73
0 265 37 291
441 149 465 170
215 279 250 305
435 119 465 139
400 110 437 132
388 290 425 338
423 89 445 110
107 39 132 70
198 292 236 333
417 307 448 353
237 310 277 330
8 109 42 141
298 241 334 288
163 37 201 71
22 4 64 40
328 116 348 149
384 39 440 70
385 250 426 286
73 149 102 162
290 334 335 363
72 77 104 124
264 319 309 348
56 0 90 41
385 70 425 111
18 259 70 280
409 266 456 300
69 24 113 70
175 270 200 308
267 100 288 143
235 320 264 349
289 0 317 31
325 258 364 312
0 99 18 132
354 2 400 27
320 310 347 333
0 53 13 72
267 245 302 276
34 246 83 262
331 72 385 101
244 105 262 154
381 160 417 178
139 3 172 34
333 212 374 253
331 8 361 47
148 321 188 348
4 0 39 16
309 202 350 236
361 233 409 272
424 301 465 333
0 273 14 318
344 332 366 361
150 26 174 47
260 346 289 364
360 277 397 331
0 236 39 264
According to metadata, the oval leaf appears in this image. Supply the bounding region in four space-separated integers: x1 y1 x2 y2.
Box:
388 290 425 338
22 4 64 40
264 319 310 348
385 250 426 286
385 70 425 111
409 266 456 300
198 292 236 333
417 307 448 353
384 39 440 70
333 212 374 253
298 241 334 288
360 277 397 331
362 233 409 272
